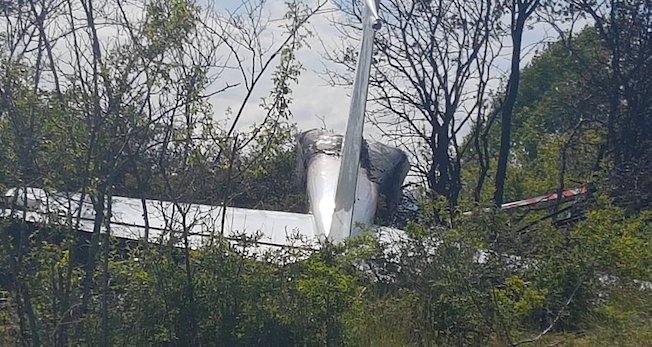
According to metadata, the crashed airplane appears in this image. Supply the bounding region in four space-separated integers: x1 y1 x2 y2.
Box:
2 0 397 248
0 0 588 250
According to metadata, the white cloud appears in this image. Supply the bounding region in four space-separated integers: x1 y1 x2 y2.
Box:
208 0 354 134
3 0 583 142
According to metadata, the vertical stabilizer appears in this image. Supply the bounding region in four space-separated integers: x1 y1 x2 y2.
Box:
329 0 381 241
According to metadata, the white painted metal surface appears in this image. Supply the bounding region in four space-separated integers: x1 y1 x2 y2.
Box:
2 187 319 249
307 154 378 240
330 0 380 241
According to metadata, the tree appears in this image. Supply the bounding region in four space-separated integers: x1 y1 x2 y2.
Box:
571 0 652 166
463 27 607 202
1 1 650 346
493 0 541 206
327 0 503 219
0 0 325 345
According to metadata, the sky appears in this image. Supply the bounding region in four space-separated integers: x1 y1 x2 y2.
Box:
210 0 355 136
211 0 574 143
3 0 575 144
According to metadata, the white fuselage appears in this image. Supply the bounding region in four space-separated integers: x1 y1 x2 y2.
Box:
306 154 378 240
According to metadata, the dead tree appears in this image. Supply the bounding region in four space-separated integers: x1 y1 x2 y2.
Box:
327 0 502 218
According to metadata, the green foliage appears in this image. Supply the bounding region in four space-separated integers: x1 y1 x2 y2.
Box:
1 198 650 346
572 205 651 280
1 0 650 346
144 0 198 52
0 227 367 346
462 23 650 204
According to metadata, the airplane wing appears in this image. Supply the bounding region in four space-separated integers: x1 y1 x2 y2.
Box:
2 187 319 249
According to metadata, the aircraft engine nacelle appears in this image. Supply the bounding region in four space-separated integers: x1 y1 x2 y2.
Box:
296 129 409 239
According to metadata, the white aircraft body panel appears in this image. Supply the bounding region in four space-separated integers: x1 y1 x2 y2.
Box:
330 0 380 240
3 187 319 249
307 154 378 240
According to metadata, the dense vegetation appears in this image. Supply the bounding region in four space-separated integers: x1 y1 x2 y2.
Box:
1 0 650 346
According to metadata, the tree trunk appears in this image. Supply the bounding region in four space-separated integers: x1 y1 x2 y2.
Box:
494 14 526 206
